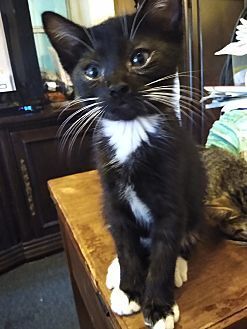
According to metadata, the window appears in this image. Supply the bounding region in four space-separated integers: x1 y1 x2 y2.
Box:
28 0 69 77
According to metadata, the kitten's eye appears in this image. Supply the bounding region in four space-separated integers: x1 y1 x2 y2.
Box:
84 64 101 80
131 50 150 68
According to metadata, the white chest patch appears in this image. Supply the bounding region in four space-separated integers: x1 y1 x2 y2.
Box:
124 185 153 227
101 115 159 163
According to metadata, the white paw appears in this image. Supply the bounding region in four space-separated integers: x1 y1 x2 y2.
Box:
106 256 187 290
145 304 180 329
110 287 141 316
174 257 188 288
106 257 120 290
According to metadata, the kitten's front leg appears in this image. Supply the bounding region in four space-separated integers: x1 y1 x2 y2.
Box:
105 203 147 316
110 230 147 316
143 223 181 329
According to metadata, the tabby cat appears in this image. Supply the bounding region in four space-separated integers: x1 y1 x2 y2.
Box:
201 147 247 243
42 1 206 328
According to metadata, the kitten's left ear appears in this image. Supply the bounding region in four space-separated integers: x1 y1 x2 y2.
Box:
42 11 91 73
137 0 182 31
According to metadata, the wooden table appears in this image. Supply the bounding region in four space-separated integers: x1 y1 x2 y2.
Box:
48 170 247 329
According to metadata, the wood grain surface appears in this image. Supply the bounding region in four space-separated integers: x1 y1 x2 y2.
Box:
48 171 247 329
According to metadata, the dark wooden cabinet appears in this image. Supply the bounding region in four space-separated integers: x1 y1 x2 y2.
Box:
0 105 95 273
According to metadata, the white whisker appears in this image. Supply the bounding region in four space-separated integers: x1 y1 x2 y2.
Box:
60 107 99 143
147 92 202 119
145 70 199 87
92 107 108 145
58 97 84 119
67 108 103 156
119 1 129 38
144 91 200 110
82 26 96 48
58 101 103 138
58 96 100 119
55 31 94 52
145 94 198 125
143 86 202 99
130 11 149 40
129 0 147 40
59 106 101 153
79 107 106 151
142 99 165 116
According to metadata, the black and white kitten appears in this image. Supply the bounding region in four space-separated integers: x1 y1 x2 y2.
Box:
43 1 205 328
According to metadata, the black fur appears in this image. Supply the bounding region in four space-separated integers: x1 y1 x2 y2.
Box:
43 0 205 325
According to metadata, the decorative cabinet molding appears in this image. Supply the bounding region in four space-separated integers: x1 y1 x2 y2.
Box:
20 158 36 217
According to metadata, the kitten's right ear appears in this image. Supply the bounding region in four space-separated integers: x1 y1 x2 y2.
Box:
42 12 91 73
135 0 182 32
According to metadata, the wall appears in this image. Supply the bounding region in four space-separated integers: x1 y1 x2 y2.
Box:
69 0 115 27
114 0 135 15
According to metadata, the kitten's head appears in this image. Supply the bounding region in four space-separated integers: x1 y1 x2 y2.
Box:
42 0 182 121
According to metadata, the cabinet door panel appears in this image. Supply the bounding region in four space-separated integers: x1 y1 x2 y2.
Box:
11 125 94 239
0 130 32 250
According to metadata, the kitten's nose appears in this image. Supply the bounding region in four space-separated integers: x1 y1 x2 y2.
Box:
109 82 130 97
